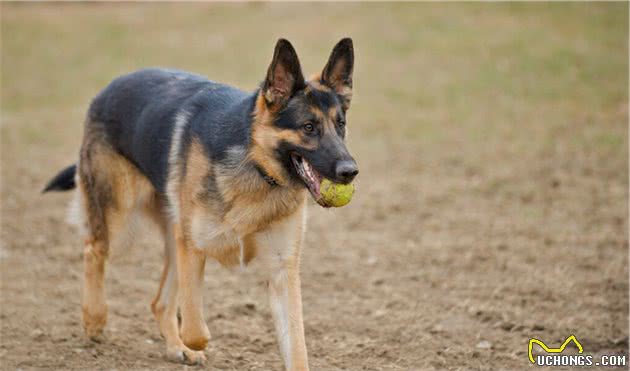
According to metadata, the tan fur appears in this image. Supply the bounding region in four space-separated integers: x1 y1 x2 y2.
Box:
73 37 355 369
176 135 306 266
310 72 352 111
78 126 160 340
81 237 108 340
305 78 333 96
75 114 313 369
176 222 211 351
164 97 311 369
250 94 319 188
308 105 327 123
261 204 309 371
160 121 311 369
76 122 205 364
308 73 324 86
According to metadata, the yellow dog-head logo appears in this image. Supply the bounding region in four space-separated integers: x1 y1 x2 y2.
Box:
528 335 584 364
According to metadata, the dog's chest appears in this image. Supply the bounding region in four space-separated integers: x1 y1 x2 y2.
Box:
190 186 305 252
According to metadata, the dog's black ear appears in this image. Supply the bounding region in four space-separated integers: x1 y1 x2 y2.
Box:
321 38 354 110
262 39 306 107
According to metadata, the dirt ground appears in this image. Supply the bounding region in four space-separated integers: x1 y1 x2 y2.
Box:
1 3 628 371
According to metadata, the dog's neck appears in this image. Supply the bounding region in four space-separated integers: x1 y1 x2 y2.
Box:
245 93 294 187
254 164 279 187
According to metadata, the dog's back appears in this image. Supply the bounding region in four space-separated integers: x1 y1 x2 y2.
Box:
86 68 254 193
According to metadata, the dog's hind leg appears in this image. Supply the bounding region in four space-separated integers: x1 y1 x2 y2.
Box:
77 128 158 342
82 235 108 341
81 194 131 341
151 223 178 338
77 146 111 341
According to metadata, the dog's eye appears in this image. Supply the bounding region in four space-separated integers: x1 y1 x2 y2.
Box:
338 119 346 128
303 122 314 133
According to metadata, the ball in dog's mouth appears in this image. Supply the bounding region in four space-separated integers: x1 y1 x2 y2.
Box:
290 153 355 208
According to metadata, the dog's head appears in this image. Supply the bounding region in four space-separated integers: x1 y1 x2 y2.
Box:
252 38 358 206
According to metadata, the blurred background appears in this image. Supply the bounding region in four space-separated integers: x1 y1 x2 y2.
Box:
1 3 627 370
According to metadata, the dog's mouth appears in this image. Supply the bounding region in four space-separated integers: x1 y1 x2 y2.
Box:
290 153 328 206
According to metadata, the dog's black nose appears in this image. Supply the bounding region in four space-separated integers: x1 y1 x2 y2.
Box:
335 160 359 183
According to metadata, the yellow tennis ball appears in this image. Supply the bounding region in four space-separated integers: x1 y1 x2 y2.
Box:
319 178 355 207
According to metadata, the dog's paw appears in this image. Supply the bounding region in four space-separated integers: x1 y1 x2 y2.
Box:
84 324 106 342
86 332 107 344
166 346 206 365
181 323 210 350
82 307 107 341
182 334 210 351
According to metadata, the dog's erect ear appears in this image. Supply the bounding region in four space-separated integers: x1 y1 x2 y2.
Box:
321 38 354 110
262 39 306 107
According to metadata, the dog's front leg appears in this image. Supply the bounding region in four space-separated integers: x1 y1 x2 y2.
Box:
260 206 309 371
174 224 211 355
269 257 309 371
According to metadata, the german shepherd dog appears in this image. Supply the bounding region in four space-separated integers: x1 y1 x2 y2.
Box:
43 38 358 370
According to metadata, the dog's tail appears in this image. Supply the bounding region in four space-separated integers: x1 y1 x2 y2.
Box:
42 164 77 193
